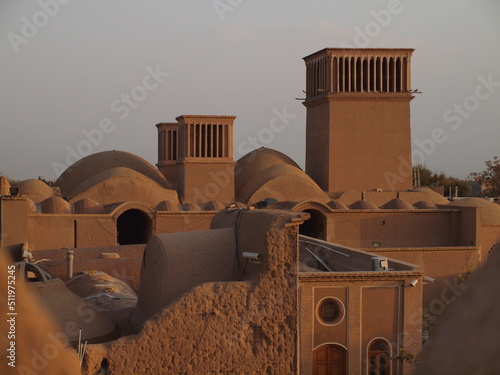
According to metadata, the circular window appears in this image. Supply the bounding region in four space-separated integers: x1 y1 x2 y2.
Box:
317 298 344 325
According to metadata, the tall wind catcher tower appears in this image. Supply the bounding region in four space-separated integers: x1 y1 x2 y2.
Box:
303 48 415 192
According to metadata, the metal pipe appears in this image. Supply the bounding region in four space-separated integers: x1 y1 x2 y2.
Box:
67 250 74 279
300 239 351 258
305 246 333 272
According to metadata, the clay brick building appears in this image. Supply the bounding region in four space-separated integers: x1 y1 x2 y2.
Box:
1 47 500 374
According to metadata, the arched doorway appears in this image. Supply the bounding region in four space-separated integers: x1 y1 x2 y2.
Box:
299 209 327 240
117 209 152 245
313 344 347 375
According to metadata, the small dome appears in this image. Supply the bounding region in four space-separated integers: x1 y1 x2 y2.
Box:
155 200 179 212
203 201 225 211
268 201 298 210
349 200 379 210
0 176 10 195
181 202 202 211
40 196 71 214
327 199 349 210
26 198 39 213
17 179 54 203
72 198 103 214
448 198 500 226
381 198 414 210
413 201 438 209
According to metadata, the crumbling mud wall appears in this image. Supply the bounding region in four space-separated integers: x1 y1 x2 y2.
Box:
415 244 500 375
82 209 303 374
0 254 81 375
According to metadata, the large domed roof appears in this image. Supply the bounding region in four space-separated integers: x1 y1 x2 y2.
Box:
68 166 178 207
55 150 170 198
411 187 450 205
448 198 500 226
236 163 329 205
235 147 301 194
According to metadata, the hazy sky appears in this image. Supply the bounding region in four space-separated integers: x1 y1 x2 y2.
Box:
1 0 499 181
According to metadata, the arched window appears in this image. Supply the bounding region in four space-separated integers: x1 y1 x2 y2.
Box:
368 339 391 375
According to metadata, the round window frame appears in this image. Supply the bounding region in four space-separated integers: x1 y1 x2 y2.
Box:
316 297 345 326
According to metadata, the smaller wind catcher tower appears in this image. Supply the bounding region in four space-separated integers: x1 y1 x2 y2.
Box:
157 115 236 204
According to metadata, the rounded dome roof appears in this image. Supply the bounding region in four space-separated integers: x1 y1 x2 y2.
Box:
55 150 170 198
72 198 103 214
26 198 39 213
68 167 178 207
235 147 301 194
237 163 329 205
327 199 349 210
448 198 500 226
349 200 379 210
413 200 438 209
154 200 179 212
411 187 450 205
40 196 71 214
68 167 166 200
381 198 414 210
0 176 10 195
17 179 54 203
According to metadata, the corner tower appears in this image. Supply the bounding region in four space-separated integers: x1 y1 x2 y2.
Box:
303 48 414 192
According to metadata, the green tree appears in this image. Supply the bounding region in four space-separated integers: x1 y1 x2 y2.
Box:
469 156 500 197
414 164 471 197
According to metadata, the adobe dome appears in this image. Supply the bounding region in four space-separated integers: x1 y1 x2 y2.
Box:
411 187 450 205
236 163 330 205
448 198 500 226
381 198 414 210
40 196 71 214
154 200 179 212
327 199 349 210
72 198 103 214
17 179 54 203
67 167 179 207
235 147 301 194
55 150 170 198
26 198 39 213
349 200 379 210
0 176 10 195
203 201 226 211
413 201 438 209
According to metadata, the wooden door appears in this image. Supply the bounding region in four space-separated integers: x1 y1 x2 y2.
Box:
313 344 347 375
